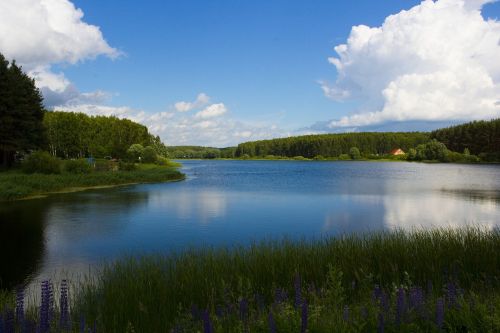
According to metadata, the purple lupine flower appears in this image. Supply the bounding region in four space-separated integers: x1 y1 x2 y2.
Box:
435 297 445 329
300 300 308 333
427 281 433 296
395 287 406 326
377 313 384 333
379 291 389 314
409 286 425 318
446 282 458 309
60 280 70 330
373 285 382 300
294 274 302 308
15 286 24 327
215 305 225 319
40 280 51 333
3 309 14 333
274 288 288 305
268 311 277 333
201 310 213 333
239 298 248 321
343 305 350 322
80 315 85 333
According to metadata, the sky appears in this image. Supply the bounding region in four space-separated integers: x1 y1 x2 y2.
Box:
1 0 500 147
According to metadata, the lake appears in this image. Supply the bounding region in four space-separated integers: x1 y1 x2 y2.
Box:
1 160 499 289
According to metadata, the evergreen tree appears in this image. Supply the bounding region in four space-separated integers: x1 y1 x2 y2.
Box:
0 53 45 167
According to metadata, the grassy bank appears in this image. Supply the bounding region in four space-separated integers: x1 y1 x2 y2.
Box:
2 228 499 332
0 165 185 201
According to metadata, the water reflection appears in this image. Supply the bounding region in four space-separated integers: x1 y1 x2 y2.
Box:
0 161 499 289
0 200 46 289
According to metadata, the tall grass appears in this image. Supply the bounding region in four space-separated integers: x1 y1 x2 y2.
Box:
69 227 500 331
0 166 185 201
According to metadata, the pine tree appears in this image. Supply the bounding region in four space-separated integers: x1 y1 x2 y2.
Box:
0 53 45 168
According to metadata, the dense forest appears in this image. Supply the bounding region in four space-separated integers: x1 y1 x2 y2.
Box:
430 119 500 161
234 132 431 158
166 146 236 159
44 111 168 159
0 54 45 167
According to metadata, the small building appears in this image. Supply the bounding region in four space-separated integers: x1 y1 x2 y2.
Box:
390 148 405 156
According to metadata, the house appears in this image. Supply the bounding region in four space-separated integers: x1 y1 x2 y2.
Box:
390 148 405 156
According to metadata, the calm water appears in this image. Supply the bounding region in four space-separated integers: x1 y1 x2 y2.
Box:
1 160 500 288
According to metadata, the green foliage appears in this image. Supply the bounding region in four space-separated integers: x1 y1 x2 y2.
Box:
64 159 92 174
142 146 157 163
349 147 361 160
127 144 144 162
21 151 61 174
44 111 166 160
0 167 184 200
166 146 236 159
431 118 500 159
0 53 46 168
235 132 430 159
71 228 500 332
338 154 351 160
118 161 137 171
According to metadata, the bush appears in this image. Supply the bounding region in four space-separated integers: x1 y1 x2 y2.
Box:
118 161 137 171
142 146 158 163
293 156 306 160
313 155 325 160
349 147 361 160
338 154 351 160
127 144 144 162
64 159 92 174
95 160 115 172
22 151 61 174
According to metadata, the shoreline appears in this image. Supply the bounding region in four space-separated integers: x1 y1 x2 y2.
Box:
0 167 185 202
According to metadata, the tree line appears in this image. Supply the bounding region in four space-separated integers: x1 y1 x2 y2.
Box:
44 111 168 159
430 119 500 161
234 132 431 158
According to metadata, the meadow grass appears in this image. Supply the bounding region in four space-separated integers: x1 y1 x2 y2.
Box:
0 166 185 201
65 227 500 332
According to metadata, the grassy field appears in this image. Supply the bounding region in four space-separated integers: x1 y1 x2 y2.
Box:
2 228 498 332
0 164 185 201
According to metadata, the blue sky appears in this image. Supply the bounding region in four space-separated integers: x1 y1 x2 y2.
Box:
1 0 500 146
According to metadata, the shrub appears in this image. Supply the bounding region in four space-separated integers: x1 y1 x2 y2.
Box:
64 159 92 174
349 147 361 160
338 154 351 160
118 161 137 171
22 151 61 174
241 154 250 160
293 156 306 160
313 155 325 160
95 160 114 172
127 144 144 162
142 146 158 163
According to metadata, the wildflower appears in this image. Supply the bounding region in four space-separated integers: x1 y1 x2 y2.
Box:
190 304 200 321
436 297 445 329
3 309 14 333
15 286 24 326
301 300 308 333
268 311 277 333
60 279 70 330
294 273 302 308
40 280 52 333
395 287 406 326
80 315 86 333
201 310 213 333
377 312 384 333
239 298 248 321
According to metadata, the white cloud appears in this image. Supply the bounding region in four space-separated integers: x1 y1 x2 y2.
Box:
194 103 228 119
323 0 500 128
0 0 119 107
174 93 210 112
55 101 287 147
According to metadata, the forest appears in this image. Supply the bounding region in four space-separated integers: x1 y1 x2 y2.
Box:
234 132 430 158
430 119 500 161
44 111 168 159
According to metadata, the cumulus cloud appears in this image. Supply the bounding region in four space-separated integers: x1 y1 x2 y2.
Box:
323 0 500 129
174 93 210 112
194 103 228 119
0 0 119 107
55 101 287 147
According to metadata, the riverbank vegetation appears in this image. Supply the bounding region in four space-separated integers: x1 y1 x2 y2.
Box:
0 163 184 201
1 228 499 332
